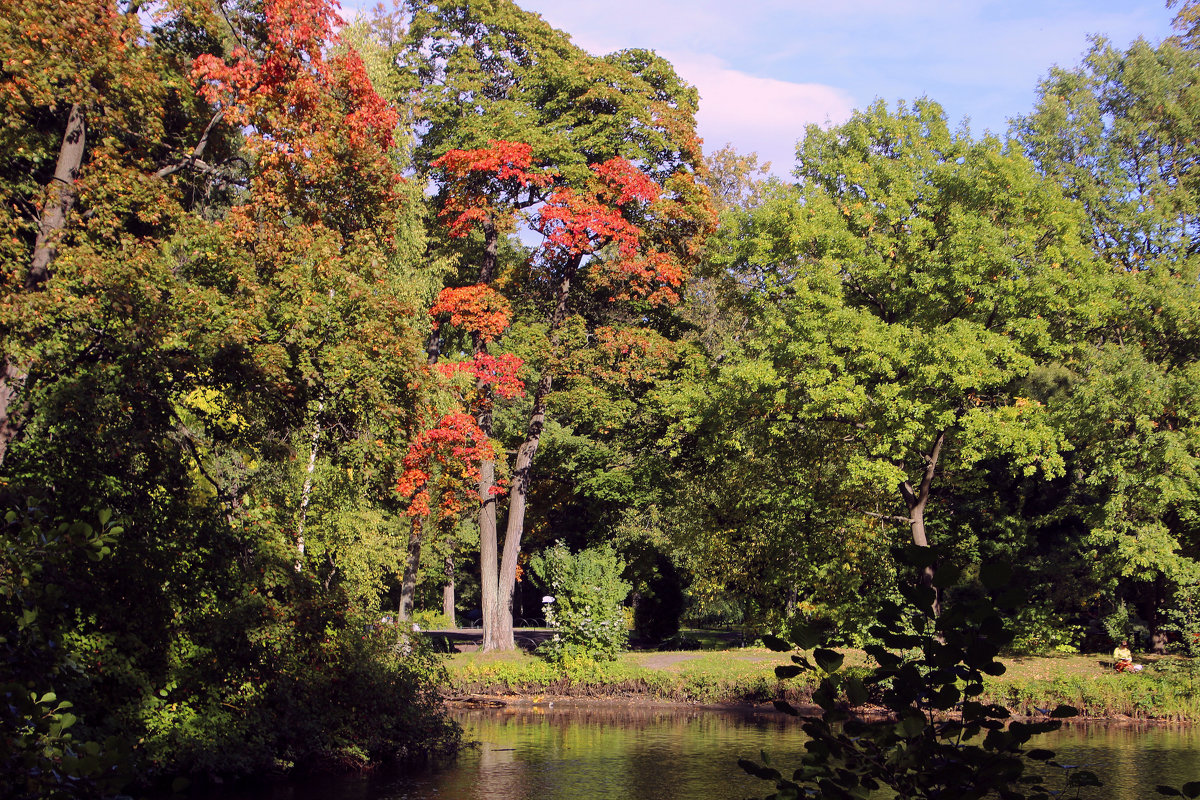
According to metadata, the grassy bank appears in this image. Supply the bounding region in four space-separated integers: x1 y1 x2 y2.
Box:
441 646 1200 721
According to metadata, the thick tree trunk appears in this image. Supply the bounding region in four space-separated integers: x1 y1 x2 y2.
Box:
492 260 577 649
473 218 508 650
0 104 87 469
479 456 504 647
442 549 456 625
399 518 422 621
899 430 945 615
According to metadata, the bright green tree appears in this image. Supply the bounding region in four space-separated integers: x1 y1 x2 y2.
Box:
693 100 1106 619
1016 34 1200 636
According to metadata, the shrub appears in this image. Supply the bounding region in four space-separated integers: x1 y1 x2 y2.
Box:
1162 580 1200 657
1008 605 1084 655
742 556 1096 799
529 543 631 662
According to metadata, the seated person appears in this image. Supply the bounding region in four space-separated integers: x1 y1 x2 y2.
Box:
1113 640 1143 672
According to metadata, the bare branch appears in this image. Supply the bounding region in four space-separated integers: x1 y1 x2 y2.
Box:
860 510 913 525
156 109 225 179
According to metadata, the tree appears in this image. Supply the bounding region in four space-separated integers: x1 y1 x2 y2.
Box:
397 0 715 648
395 280 524 621
698 100 1105 616
1015 35 1200 635
0 0 458 785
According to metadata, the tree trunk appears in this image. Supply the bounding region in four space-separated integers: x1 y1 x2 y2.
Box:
899 430 945 616
492 259 578 649
442 549 456 625
295 399 323 568
474 218 507 650
0 104 87 469
479 456 504 647
29 103 86 290
399 518 422 621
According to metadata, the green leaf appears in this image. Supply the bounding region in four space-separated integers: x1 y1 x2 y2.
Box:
761 634 792 652
979 562 1012 590
898 712 925 738
789 624 822 650
775 665 803 680
845 676 868 705
813 648 844 673
932 562 962 589
98 508 112 525
772 700 799 716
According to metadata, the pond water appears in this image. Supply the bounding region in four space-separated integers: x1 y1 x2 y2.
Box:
218 705 1200 799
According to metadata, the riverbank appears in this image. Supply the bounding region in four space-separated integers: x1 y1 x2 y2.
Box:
438 641 1200 722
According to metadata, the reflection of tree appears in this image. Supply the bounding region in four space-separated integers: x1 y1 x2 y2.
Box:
445 707 805 800
437 709 1200 799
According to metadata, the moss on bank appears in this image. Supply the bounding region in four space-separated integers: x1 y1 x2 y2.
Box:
442 648 1200 721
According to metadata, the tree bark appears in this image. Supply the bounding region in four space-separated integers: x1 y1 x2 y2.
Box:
899 430 945 615
473 218 506 650
442 548 456 625
295 399 323 568
491 259 577 649
29 103 86 290
0 104 87 469
398 518 422 621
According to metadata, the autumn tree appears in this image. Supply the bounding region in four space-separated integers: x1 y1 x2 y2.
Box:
395 280 524 622
0 0 458 785
392 0 715 649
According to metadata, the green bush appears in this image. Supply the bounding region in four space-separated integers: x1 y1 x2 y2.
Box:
529 543 631 662
1008 605 1084 654
1162 580 1200 657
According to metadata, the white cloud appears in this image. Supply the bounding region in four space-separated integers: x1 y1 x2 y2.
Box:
664 53 855 176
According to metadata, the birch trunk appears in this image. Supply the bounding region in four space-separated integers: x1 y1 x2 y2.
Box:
294 400 323 568
0 104 87 469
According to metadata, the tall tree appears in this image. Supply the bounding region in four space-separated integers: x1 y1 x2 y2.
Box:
698 100 1105 615
397 0 715 648
1016 34 1200 631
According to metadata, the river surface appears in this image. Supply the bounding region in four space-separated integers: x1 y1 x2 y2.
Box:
219 705 1200 799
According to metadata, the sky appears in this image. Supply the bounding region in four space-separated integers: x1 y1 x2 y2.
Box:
503 0 1179 177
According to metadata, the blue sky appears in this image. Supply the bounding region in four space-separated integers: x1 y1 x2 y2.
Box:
508 1 1178 176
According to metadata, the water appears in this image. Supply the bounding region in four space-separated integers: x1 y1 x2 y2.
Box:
215 705 1200 799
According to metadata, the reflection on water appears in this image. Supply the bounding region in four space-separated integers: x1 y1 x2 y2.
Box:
393 705 808 800
212 705 1200 800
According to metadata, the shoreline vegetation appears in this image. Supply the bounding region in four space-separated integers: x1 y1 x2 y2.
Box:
434 632 1200 723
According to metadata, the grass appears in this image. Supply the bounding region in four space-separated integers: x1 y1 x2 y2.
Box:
440 641 1200 720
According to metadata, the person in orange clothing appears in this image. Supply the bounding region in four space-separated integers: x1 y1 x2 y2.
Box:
1113 640 1143 672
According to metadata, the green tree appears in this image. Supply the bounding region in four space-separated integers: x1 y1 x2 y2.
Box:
1016 35 1200 638
695 99 1105 618
0 0 456 788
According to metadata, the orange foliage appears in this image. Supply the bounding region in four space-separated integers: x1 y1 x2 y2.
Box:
429 284 513 342
435 353 525 400
395 412 494 519
431 140 555 237
533 157 684 304
191 0 401 218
